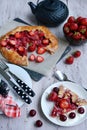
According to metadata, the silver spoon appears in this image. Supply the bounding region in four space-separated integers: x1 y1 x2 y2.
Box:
54 70 87 91
54 70 74 82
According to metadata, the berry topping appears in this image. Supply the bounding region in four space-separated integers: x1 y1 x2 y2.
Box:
59 99 69 109
29 31 35 36
35 120 43 127
15 32 22 38
29 109 36 117
18 46 26 56
0 40 7 47
42 39 49 45
28 43 36 52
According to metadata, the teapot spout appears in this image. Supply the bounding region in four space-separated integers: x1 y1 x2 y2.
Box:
28 2 36 14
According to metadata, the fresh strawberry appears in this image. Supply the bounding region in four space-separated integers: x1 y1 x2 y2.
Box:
72 32 82 40
78 25 86 34
67 32 73 37
37 47 46 54
76 16 83 24
28 43 36 52
70 23 78 31
15 32 22 38
63 23 70 34
65 56 74 64
73 50 81 58
48 91 58 102
67 16 75 23
85 31 87 38
36 56 44 63
29 54 35 61
42 39 49 45
59 99 69 109
0 40 7 47
81 35 86 40
68 16 75 23
80 18 87 26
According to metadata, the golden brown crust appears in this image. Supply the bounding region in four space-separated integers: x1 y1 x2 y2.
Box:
58 85 87 106
0 26 58 66
0 46 28 66
58 85 65 98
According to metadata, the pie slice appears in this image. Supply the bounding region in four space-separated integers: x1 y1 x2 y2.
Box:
0 26 58 66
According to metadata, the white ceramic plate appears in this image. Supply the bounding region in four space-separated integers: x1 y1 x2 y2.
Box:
41 81 87 127
0 63 32 114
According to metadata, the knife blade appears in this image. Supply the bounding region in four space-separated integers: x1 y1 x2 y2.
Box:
0 67 32 104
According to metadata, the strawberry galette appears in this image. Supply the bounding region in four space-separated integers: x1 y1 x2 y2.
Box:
48 85 87 121
0 26 58 66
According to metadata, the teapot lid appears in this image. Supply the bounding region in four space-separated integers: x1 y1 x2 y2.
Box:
39 0 65 11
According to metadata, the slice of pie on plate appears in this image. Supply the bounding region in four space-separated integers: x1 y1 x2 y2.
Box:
0 26 58 66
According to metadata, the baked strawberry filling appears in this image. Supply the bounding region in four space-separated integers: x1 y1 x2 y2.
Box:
0 30 50 57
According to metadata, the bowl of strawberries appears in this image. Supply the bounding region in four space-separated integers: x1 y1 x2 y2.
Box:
63 16 87 46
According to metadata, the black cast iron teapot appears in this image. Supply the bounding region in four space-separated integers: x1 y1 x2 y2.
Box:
28 0 69 27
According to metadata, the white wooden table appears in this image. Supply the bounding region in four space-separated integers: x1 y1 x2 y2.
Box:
0 0 87 130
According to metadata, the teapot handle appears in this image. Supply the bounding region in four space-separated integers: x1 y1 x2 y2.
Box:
37 0 55 4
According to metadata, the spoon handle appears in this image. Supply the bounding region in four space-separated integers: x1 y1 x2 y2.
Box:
65 79 75 83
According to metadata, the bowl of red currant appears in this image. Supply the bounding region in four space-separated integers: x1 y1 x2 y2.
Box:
63 16 87 46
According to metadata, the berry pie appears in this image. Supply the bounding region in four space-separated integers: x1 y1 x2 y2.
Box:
0 26 58 66
48 85 87 119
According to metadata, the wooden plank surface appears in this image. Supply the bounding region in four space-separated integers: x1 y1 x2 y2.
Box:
0 0 87 130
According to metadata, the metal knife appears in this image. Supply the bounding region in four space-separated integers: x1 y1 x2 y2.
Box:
0 67 32 104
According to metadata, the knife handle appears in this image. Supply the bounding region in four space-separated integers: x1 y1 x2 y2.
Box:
17 79 35 97
9 80 32 104
8 71 35 97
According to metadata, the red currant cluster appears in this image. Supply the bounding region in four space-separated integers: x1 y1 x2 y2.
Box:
65 50 81 64
29 109 43 127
